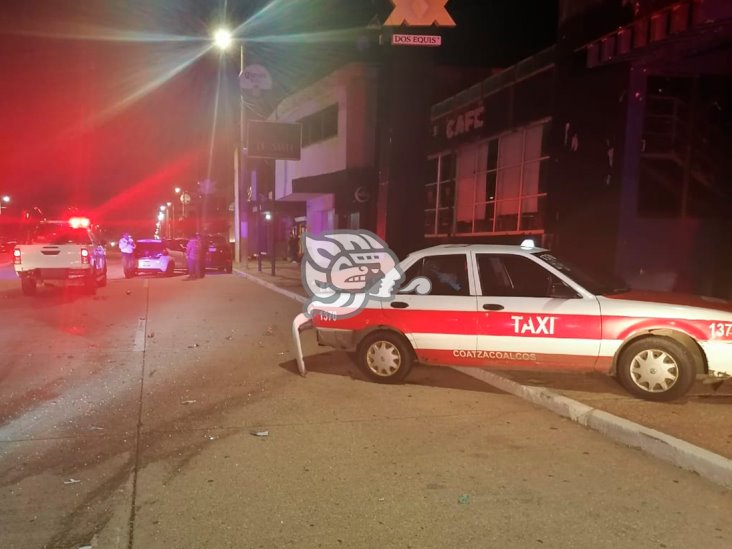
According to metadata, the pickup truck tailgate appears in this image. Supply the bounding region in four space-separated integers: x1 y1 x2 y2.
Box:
16 245 86 270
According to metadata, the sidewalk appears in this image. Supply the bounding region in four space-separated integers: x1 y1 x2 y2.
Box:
232 262 732 489
233 259 307 300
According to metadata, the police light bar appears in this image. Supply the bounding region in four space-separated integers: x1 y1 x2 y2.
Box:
69 217 91 229
520 239 536 249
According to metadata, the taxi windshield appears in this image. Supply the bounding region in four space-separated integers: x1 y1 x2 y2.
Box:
533 252 629 295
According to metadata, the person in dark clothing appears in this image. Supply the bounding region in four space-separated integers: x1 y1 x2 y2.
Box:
185 235 200 279
288 231 300 263
197 234 207 278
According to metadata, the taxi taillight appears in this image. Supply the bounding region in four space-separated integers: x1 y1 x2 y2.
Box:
13 248 21 265
80 248 90 264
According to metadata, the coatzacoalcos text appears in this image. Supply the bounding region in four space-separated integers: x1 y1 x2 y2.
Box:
452 350 536 361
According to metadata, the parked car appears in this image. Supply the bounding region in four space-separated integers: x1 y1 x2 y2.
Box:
203 234 233 273
303 241 732 402
133 239 187 277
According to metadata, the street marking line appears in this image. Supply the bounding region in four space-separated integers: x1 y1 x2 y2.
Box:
133 279 149 352
133 317 146 352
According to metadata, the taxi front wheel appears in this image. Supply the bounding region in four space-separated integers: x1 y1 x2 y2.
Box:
617 336 696 401
357 331 414 384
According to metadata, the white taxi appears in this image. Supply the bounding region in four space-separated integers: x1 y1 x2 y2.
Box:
310 242 732 401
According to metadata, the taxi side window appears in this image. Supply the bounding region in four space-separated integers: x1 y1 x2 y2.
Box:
477 254 554 297
400 254 470 296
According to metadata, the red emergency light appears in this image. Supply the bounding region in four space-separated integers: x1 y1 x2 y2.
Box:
69 217 91 229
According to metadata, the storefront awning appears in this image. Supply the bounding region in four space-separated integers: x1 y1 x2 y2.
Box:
292 167 376 208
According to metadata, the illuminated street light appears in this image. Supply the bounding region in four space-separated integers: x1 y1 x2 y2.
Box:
213 28 233 51
0 195 10 216
159 205 167 212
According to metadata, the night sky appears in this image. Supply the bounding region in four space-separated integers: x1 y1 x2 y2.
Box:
0 0 556 232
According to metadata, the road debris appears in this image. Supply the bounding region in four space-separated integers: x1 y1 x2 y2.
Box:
89 426 105 431
147 332 155 338
188 343 200 348
457 494 470 504
250 430 269 438
64 479 81 485
264 326 274 336
181 400 197 405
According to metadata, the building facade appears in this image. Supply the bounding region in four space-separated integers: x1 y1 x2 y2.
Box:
426 0 732 296
266 0 731 296
269 63 380 244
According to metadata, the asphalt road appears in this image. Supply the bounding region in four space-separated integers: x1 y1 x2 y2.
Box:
0 255 730 549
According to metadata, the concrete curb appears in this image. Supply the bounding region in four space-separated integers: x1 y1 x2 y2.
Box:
236 268 732 490
453 367 732 489
234 268 307 305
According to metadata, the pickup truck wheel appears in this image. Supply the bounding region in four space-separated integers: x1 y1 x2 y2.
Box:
617 336 696 401
98 266 107 287
21 278 37 296
357 331 413 384
85 270 97 295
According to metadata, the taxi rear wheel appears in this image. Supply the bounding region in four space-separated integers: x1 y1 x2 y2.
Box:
617 336 696 401
357 331 413 383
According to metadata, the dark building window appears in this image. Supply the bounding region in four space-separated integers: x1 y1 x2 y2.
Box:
300 104 338 147
638 75 727 218
424 153 456 236
452 123 549 236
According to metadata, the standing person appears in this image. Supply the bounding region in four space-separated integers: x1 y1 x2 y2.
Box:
185 234 200 279
119 232 136 278
198 234 207 278
288 230 300 264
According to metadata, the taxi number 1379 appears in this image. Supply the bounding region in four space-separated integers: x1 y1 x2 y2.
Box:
709 322 732 338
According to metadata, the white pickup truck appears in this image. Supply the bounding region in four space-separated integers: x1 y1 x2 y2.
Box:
12 217 108 296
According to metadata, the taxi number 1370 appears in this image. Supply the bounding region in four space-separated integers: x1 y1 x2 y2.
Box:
709 322 732 338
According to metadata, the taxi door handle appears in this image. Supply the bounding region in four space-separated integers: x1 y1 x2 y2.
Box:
390 301 409 309
482 303 504 311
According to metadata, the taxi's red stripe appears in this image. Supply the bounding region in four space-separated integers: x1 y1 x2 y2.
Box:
313 308 720 341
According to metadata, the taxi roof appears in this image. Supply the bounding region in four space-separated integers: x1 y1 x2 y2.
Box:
407 243 549 257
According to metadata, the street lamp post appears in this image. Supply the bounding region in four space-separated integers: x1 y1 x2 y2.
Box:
213 29 247 267
159 205 168 239
167 201 173 238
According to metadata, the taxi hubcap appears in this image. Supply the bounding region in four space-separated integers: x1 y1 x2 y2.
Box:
629 349 679 393
366 340 401 377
